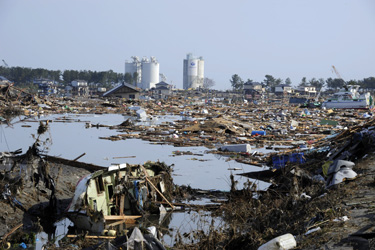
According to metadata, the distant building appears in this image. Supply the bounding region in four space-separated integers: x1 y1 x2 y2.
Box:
69 80 89 97
244 82 263 101
71 80 88 87
244 82 263 91
244 89 262 101
295 86 317 95
183 53 204 90
87 82 106 96
152 81 173 99
275 84 293 95
34 78 58 96
103 82 141 99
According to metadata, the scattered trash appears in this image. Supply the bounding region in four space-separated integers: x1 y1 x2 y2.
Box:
123 227 166 250
228 168 242 171
220 143 251 153
136 109 148 121
272 153 306 169
258 233 296 250
300 192 311 200
251 130 266 136
326 160 357 188
1 89 375 249
333 215 349 222
304 227 321 236
19 242 27 249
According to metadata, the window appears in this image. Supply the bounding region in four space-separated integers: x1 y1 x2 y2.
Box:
95 176 105 193
107 185 114 199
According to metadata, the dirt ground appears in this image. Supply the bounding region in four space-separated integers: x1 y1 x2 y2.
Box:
0 161 91 238
305 153 375 250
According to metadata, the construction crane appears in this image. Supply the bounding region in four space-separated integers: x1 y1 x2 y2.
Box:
332 65 348 90
2 59 9 67
159 73 167 82
314 86 323 102
331 65 342 79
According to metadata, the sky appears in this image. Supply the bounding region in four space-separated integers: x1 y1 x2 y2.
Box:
0 0 374 90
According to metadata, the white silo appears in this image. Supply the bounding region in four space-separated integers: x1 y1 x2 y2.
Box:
183 53 204 90
197 57 204 88
141 57 159 90
125 56 142 86
198 57 204 79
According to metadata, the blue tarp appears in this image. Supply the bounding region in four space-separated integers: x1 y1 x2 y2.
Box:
272 152 306 169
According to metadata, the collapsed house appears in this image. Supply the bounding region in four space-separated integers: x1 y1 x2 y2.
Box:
67 161 174 233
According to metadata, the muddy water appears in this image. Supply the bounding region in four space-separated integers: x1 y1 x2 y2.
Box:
0 113 270 248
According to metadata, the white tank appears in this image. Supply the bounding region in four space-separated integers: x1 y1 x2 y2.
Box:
125 62 136 74
188 59 198 76
183 54 204 90
125 56 142 85
198 58 204 79
141 57 159 89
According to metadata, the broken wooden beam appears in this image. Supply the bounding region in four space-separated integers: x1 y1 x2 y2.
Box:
72 153 86 161
67 235 116 239
104 215 142 221
40 154 105 172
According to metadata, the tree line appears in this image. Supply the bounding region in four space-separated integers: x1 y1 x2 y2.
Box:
0 66 124 87
230 74 375 91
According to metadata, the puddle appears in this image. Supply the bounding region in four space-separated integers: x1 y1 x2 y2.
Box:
161 210 224 247
35 218 73 249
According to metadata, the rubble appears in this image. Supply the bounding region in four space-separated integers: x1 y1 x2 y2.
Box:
1 89 375 249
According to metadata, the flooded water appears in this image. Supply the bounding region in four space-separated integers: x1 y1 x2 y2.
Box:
0 113 271 248
1 113 270 191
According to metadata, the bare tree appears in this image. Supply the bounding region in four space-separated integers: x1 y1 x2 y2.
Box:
203 77 215 89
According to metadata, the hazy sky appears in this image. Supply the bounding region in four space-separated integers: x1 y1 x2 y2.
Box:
1 0 374 89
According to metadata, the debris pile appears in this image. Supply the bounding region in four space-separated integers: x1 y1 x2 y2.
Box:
174 117 375 249
1 90 375 249
66 161 174 233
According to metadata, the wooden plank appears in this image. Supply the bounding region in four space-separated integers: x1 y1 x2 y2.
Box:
67 235 116 239
119 195 125 216
106 218 137 227
104 215 142 221
73 153 86 161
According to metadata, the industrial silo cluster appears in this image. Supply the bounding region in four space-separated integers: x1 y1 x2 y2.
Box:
125 53 204 90
125 56 159 90
183 53 204 90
